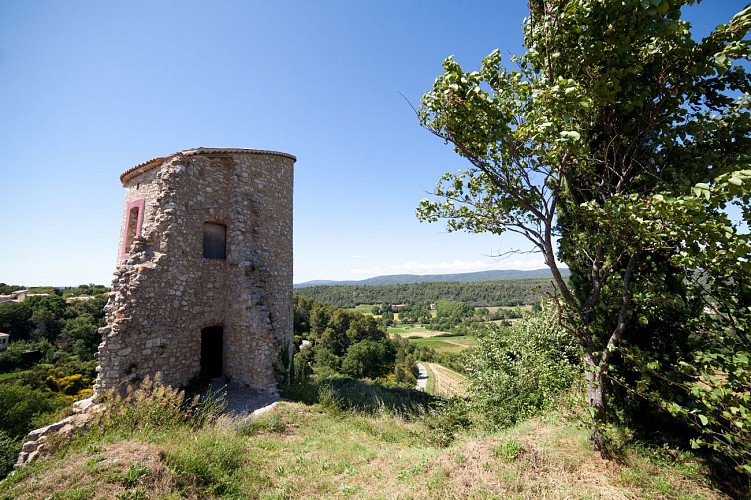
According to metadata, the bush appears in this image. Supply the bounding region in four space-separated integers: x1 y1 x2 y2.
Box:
0 430 20 480
422 398 472 447
0 383 62 439
464 303 579 428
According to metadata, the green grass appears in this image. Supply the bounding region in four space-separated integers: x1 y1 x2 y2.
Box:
387 324 443 335
0 379 735 499
350 304 377 315
423 364 436 395
0 371 23 382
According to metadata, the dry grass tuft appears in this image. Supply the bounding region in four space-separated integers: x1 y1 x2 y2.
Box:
427 419 728 499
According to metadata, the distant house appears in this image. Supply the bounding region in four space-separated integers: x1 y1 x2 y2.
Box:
0 333 9 352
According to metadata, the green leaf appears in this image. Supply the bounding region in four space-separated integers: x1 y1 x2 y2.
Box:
560 130 581 141
698 414 709 426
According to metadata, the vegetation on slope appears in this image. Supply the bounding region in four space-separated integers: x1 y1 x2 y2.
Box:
0 288 108 478
0 377 735 499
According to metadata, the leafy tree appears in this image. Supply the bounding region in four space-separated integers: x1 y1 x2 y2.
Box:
309 303 332 337
380 310 395 327
435 299 472 323
0 429 18 480
319 327 349 357
341 340 396 379
0 283 23 295
58 315 100 360
0 301 33 340
0 383 60 439
66 293 107 321
417 0 751 463
293 297 422 387
26 294 68 342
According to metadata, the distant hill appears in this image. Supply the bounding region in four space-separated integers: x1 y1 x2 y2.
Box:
294 268 568 288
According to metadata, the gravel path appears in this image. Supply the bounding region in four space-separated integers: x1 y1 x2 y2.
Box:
208 379 280 416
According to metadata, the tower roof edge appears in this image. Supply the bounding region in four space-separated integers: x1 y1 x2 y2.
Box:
119 148 297 186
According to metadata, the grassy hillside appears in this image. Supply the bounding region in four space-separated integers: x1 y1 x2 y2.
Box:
0 381 733 499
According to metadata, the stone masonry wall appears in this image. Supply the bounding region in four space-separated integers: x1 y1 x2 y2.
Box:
95 148 294 394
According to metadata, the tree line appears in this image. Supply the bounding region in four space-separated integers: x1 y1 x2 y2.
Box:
293 278 553 309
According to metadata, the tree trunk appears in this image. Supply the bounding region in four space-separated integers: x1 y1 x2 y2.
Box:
585 363 609 457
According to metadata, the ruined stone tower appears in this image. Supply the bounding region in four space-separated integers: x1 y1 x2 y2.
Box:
95 148 295 394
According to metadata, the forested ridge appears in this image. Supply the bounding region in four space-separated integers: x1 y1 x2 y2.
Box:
293 278 554 308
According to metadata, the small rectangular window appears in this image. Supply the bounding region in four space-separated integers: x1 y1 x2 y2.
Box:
120 199 145 260
203 223 226 259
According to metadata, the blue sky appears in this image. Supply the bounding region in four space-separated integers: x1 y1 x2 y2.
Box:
0 1 746 286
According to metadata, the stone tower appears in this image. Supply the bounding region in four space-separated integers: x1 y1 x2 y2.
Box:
95 148 295 394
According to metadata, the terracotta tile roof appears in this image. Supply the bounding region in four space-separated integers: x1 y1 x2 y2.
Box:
119 148 296 185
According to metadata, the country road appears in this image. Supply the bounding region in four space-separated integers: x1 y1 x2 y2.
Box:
416 363 428 391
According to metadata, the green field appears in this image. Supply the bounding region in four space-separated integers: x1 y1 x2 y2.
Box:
387 324 438 336
350 304 377 315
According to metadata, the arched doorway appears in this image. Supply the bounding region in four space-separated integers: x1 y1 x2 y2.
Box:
200 326 223 379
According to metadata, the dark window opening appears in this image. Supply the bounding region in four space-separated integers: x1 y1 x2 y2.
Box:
200 326 223 379
203 223 226 259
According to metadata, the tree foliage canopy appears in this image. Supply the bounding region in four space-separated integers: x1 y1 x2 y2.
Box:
418 0 751 472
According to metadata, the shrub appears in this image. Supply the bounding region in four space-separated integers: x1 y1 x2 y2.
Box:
464 303 579 428
422 398 472 447
0 383 62 439
0 430 20 480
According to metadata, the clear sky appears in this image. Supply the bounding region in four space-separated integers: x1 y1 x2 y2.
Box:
0 1 746 286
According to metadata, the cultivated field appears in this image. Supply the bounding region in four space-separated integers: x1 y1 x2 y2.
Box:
424 362 467 398
408 335 477 354
388 325 448 338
